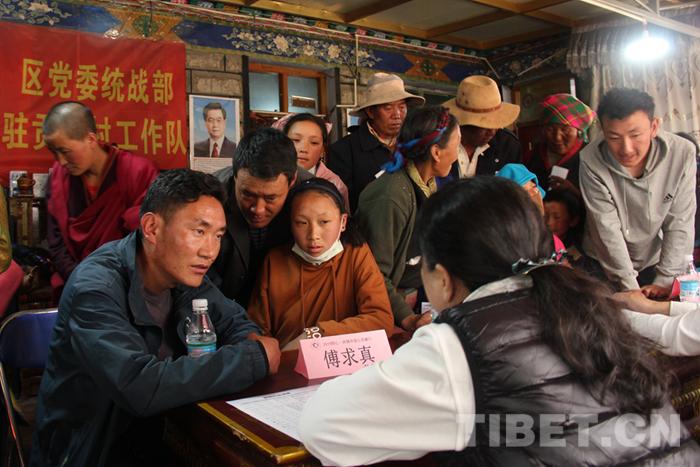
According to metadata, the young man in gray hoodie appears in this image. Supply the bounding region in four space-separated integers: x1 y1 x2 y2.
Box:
580 88 696 297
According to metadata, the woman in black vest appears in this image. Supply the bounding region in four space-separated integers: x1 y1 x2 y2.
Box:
299 176 700 466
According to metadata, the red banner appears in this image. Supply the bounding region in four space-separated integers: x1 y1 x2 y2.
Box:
0 21 188 185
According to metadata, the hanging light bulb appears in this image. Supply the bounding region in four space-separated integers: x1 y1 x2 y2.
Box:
624 28 670 62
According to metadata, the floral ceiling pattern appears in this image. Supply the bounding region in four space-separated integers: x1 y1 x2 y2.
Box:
1 0 566 85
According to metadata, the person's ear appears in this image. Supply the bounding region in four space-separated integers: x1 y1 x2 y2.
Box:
289 172 298 187
339 213 348 232
140 212 161 245
650 117 660 138
85 131 99 145
430 143 442 165
435 263 470 305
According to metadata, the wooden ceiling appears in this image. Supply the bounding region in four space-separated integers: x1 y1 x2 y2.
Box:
215 0 698 50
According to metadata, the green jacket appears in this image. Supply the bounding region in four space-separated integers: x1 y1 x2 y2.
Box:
356 169 417 324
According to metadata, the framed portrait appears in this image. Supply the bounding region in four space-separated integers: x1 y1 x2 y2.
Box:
189 95 241 173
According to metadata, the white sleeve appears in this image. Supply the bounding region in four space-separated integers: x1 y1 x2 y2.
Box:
669 301 700 316
298 324 475 466
624 308 700 356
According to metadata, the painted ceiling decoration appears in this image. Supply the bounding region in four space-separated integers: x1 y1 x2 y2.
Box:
1 0 696 85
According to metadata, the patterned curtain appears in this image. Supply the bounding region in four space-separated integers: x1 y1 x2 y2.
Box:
567 15 700 140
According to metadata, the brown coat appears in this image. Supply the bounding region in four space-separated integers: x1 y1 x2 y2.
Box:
247 243 393 347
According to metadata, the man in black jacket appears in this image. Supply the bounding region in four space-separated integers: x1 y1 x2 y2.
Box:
440 75 522 184
328 73 424 212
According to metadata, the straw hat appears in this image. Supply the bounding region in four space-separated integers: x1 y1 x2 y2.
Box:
350 73 425 116
443 75 520 129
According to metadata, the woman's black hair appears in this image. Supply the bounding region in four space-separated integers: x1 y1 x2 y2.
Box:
288 177 364 247
398 106 458 164
282 113 329 147
418 177 665 415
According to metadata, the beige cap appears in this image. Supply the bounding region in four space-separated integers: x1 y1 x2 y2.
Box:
351 73 425 116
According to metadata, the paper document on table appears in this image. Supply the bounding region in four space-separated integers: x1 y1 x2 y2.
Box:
227 385 320 441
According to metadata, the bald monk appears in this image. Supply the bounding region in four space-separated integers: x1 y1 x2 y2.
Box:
44 101 159 290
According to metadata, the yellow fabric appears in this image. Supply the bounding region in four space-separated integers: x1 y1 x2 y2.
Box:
247 243 394 348
405 160 436 198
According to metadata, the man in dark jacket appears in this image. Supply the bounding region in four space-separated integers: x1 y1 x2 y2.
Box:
209 128 312 307
440 75 522 184
328 73 424 212
30 169 280 467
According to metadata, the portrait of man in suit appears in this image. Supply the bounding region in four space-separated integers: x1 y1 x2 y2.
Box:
193 101 238 158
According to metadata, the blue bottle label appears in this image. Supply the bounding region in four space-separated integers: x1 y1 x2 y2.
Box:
187 342 217 358
679 279 700 302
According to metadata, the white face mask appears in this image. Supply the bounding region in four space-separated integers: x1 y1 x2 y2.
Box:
292 239 344 266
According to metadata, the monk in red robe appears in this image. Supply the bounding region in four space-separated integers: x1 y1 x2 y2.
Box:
44 101 159 291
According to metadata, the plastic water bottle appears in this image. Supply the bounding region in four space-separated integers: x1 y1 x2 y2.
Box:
679 255 700 302
185 299 217 357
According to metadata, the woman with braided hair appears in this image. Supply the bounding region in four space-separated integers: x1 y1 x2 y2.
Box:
355 106 460 332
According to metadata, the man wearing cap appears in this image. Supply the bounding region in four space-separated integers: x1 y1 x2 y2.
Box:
328 73 424 212
525 93 596 194
441 75 521 182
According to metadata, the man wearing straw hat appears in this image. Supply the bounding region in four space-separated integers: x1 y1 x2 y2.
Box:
441 75 522 181
328 73 424 212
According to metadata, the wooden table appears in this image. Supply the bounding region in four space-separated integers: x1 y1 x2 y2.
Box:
165 332 433 467
164 337 700 466
165 351 319 466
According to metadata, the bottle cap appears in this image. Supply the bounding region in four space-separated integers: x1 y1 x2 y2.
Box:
192 298 208 311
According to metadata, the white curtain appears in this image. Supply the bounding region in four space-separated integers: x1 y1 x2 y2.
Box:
567 17 700 140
